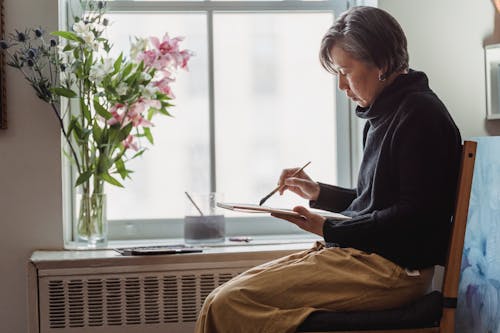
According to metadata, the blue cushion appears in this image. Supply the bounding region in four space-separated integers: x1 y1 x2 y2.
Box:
297 291 443 332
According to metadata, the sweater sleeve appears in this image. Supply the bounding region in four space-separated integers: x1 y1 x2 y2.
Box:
323 94 461 255
309 182 356 213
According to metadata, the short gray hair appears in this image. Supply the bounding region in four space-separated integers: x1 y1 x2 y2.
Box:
319 6 409 79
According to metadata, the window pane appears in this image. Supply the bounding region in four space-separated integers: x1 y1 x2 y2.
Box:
104 13 210 220
213 13 337 216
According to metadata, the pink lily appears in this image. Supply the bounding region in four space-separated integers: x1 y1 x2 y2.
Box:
150 34 184 55
126 98 160 127
107 103 127 126
123 135 139 151
137 50 157 67
179 49 192 70
154 75 176 98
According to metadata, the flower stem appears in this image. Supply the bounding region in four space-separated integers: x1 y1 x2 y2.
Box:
49 102 82 174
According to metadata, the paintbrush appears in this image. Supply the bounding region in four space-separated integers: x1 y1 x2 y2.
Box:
185 191 204 216
258 161 311 206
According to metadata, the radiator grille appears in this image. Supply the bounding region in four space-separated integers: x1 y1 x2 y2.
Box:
41 269 243 331
144 276 160 324
48 280 65 329
87 279 104 326
67 280 84 327
105 278 122 326
163 275 179 323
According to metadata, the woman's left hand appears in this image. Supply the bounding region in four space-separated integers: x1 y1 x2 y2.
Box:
271 206 325 237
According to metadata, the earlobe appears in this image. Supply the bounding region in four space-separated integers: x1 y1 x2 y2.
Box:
378 72 386 81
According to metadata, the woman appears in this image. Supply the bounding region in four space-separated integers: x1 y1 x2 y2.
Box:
195 6 462 333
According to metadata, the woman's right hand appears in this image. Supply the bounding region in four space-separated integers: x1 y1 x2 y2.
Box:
278 167 320 201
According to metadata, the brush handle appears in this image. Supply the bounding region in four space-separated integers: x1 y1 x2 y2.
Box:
185 192 204 216
259 161 311 206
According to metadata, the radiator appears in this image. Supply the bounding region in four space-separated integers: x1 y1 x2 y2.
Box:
29 245 306 333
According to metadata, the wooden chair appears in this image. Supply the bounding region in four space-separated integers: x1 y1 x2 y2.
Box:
297 140 477 333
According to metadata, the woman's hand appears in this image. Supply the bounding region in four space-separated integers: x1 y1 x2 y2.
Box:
271 206 325 237
278 167 320 201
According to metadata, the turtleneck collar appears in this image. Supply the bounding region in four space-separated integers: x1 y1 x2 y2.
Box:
355 70 430 124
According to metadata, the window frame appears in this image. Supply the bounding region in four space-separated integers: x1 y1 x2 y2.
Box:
61 0 354 243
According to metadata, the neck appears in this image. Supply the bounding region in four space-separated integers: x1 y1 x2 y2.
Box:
383 69 407 88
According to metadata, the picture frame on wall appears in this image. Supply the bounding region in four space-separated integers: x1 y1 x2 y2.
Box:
485 44 500 120
0 0 6 129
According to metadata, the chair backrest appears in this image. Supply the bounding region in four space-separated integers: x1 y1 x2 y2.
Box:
439 140 477 333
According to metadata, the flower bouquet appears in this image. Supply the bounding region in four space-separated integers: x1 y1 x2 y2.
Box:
0 1 192 246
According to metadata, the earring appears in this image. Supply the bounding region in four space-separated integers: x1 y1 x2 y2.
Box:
378 73 386 81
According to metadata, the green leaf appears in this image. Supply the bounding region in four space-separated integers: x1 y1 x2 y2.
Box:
102 173 124 187
117 123 133 142
121 63 134 80
159 107 172 117
85 51 94 74
67 116 79 138
103 40 111 53
137 61 145 73
113 53 123 73
75 171 93 187
130 148 147 160
97 154 111 174
73 48 81 64
82 128 92 141
73 122 83 141
125 71 140 86
144 127 154 144
93 98 112 119
92 122 102 142
63 44 73 52
80 98 91 122
51 31 83 43
51 87 77 98
115 158 127 179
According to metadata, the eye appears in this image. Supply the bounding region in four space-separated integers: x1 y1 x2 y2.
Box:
331 65 346 76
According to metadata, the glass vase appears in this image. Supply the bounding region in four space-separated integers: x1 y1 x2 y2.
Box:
75 191 107 248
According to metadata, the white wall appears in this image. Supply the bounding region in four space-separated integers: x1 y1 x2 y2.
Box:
379 0 500 137
0 0 498 332
0 0 61 332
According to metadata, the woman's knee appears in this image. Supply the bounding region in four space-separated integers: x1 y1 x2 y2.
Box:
207 282 245 314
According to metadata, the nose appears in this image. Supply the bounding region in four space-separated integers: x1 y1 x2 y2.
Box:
337 74 348 91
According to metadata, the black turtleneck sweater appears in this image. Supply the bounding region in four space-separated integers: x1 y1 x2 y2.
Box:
311 70 462 269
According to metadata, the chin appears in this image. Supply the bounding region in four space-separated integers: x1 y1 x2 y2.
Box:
356 101 370 108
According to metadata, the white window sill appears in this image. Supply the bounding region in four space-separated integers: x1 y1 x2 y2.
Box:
34 235 322 270
63 233 321 251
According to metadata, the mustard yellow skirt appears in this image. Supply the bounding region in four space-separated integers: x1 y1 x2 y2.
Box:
195 242 434 333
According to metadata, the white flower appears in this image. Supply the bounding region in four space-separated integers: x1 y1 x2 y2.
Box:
80 31 96 46
90 21 106 33
58 46 75 64
140 72 152 81
89 58 114 84
73 20 101 51
141 84 159 99
73 20 90 35
116 82 128 96
130 36 149 60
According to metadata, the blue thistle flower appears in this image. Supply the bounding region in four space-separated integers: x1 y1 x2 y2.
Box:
17 31 27 42
35 28 44 38
27 48 37 59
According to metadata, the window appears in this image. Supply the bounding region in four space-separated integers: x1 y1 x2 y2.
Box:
69 0 351 240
